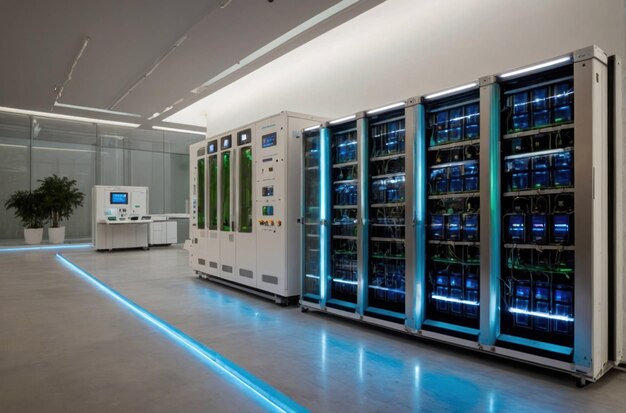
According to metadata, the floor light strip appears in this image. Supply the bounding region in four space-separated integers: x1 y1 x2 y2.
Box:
0 243 92 252
55 253 308 413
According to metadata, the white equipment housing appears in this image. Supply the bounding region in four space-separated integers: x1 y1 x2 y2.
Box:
92 185 151 251
189 112 325 304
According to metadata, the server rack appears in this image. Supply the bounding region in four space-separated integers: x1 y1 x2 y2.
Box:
300 46 623 382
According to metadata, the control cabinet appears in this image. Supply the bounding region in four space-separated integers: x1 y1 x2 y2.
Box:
190 112 326 303
300 46 623 382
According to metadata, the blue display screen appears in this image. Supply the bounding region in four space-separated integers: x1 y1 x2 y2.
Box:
552 214 570 244
507 214 525 243
530 214 547 243
110 192 128 205
262 133 277 148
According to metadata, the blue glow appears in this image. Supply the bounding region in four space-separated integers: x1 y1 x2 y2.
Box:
320 127 330 305
332 278 357 285
55 253 307 413
305 274 320 280
368 285 406 294
509 307 574 322
414 103 427 328
0 243 92 252
431 295 479 306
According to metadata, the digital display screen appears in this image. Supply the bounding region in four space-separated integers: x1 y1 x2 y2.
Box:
237 129 252 146
208 140 217 154
221 135 232 150
262 132 277 148
262 186 274 197
110 192 128 205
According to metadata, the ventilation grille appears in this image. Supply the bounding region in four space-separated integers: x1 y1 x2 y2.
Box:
239 269 253 279
262 274 278 285
222 265 233 273
209 261 218 269
198 258 206 265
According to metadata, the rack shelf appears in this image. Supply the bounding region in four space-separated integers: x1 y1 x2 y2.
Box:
428 138 480 151
370 153 405 162
371 237 405 243
333 235 357 240
504 243 575 251
371 172 406 180
502 188 574 197
333 205 358 209
371 202 405 208
428 191 480 200
428 240 480 246
333 161 358 168
333 179 358 185
503 123 574 140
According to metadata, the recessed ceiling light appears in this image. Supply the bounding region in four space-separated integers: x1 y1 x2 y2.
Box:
0 106 141 128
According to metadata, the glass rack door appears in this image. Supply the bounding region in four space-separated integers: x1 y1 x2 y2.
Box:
197 158 205 230
329 122 359 309
367 110 407 319
302 128 323 301
208 155 218 230
221 150 231 232
238 146 253 233
424 92 481 335
498 65 575 359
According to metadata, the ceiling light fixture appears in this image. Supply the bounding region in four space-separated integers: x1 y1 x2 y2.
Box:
0 106 140 128
152 126 205 136
190 0 359 95
366 101 405 115
304 125 321 132
54 102 141 118
329 114 356 125
425 82 478 100
52 36 90 110
500 56 571 79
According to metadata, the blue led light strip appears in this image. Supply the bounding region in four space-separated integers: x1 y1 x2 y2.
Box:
509 307 574 322
431 295 479 306
0 243 92 252
55 253 308 413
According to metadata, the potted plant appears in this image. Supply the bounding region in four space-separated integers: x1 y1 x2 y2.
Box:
4 190 48 244
38 174 86 244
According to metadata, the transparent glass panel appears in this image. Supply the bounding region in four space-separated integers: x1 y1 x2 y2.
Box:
129 149 165 214
164 152 189 213
303 130 321 297
221 151 231 231
197 158 205 229
0 113 31 241
238 147 253 233
32 117 96 240
208 155 218 230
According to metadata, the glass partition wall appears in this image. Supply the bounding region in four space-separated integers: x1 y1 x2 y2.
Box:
0 111 203 243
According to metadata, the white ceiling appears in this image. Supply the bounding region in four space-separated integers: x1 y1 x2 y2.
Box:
167 0 626 137
0 0 381 130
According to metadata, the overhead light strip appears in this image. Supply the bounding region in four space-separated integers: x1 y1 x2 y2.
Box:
0 106 140 128
152 126 205 136
500 56 571 79
425 82 478 100
366 101 405 115
304 125 320 132
329 114 356 125
54 102 141 118
56 253 306 413
509 307 574 322
191 0 359 94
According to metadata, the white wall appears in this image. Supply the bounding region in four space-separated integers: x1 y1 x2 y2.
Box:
167 0 626 136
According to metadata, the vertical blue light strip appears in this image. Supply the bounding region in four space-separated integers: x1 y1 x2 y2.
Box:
319 127 330 306
414 104 427 328
55 253 308 413
357 117 368 315
488 82 501 344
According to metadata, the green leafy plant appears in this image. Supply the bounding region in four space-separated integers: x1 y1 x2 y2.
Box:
38 174 86 228
4 190 48 228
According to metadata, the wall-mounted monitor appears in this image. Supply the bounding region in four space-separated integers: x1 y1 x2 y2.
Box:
110 192 128 205
208 140 218 154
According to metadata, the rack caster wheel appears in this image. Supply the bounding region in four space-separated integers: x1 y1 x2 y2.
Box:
300 306 309 313
576 377 588 388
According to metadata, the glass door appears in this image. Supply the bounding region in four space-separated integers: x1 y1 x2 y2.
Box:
329 121 359 309
221 150 231 232
302 128 323 301
366 109 407 320
238 146 253 233
424 90 481 337
197 158 205 230
208 155 218 230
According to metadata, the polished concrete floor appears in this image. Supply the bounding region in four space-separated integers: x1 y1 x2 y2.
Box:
1 246 625 412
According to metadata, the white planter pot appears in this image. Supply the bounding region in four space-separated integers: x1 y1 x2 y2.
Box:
49 227 66 244
24 228 44 245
